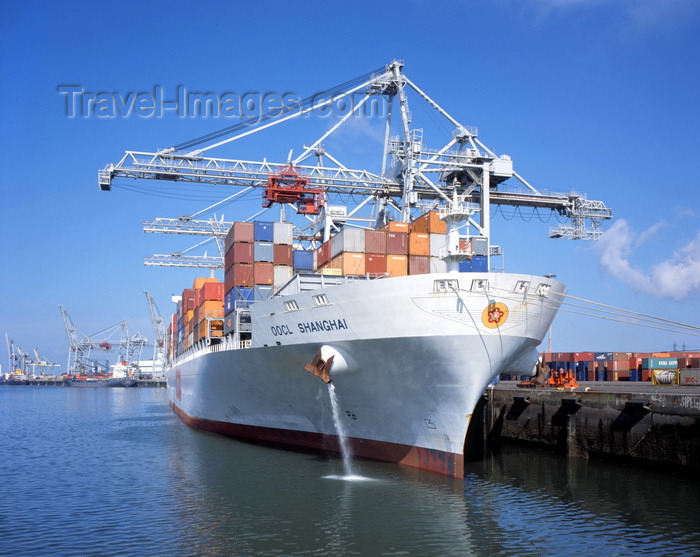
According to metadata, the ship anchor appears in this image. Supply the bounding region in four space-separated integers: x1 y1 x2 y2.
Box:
304 348 334 384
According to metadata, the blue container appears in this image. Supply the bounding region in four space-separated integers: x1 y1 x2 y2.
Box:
254 241 274 262
254 221 274 242
459 256 488 272
629 369 639 382
472 255 488 272
596 370 606 381
253 285 272 300
293 249 315 270
225 288 252 313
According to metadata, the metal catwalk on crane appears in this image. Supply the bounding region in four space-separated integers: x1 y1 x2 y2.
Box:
99 60 612 269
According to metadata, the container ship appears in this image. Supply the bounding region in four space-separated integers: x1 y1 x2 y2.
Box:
99 61 611 476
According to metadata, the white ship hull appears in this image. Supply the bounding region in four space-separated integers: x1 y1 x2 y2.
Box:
166 272 565 477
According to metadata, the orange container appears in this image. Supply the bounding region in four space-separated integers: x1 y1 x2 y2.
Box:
411 210 446 234
199 300 224 319
329 253 366 276
382 221 410 233
387 254 408 276
408 233 430 256
193 277 218 290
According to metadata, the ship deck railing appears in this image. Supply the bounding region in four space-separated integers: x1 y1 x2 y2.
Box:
170 335 252 368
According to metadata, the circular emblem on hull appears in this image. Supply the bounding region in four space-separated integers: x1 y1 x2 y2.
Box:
482 302 508 328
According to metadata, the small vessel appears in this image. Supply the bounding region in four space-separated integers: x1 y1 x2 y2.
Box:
64 375 137 387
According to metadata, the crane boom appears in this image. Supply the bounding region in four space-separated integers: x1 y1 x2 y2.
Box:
99 60 613 267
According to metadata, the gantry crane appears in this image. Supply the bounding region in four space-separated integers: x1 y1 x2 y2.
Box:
143 291 166 378
58 305 149 376
99 61 612 270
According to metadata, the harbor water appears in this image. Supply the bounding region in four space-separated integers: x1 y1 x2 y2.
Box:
1 386 698 556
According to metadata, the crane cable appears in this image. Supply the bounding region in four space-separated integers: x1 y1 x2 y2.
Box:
172 66 388 152
488 286 700 337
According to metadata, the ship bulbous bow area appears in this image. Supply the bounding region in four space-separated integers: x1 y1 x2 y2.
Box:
304 345 359 383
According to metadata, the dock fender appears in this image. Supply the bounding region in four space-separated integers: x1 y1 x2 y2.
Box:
319 345 359 375
502 347 540 377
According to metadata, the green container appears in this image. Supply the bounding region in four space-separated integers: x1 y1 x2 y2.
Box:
641 357 677 370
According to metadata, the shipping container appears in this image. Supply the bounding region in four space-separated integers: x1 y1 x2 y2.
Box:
197 282 224 306
458 238 473 256
273 222 293 245
641 357 678 370
225 263 254 291
253 262 274 285
680 368 700 385
429 256 447 274
610 360 630 371
293 249 315 270
429 233 447 257
386 231 408 254
273 244 293 266
253 285 273 300
387 254 408 277
254 241 274 262
459 256 487 272
470 237 489 256
411 210 446 234
226 242 254 269
317 241 331 267
193 277 218 290
253 220 274 242
182 289 197 312
199 299 224 319
224 221 254 251
572 352 594 362
329 252 365 276
382 221 410 233
409 255 430 275
274 265 293 289
594 352 614 362
365 229 387 254
330 228 365 258
365 253 387 275
408 233 430 256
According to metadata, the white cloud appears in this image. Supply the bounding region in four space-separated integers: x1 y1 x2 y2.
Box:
596 219 700 300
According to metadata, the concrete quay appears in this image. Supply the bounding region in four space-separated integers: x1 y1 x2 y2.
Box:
474 381 700 471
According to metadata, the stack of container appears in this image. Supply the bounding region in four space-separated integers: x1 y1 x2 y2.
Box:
315 210 477 277
538 350 700 383
223 220 317 334
173 277 224 355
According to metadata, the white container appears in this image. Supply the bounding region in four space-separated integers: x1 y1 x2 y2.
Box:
330 228 365 258
273 222 293 245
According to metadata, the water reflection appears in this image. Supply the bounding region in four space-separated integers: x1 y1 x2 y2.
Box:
464 445 700 556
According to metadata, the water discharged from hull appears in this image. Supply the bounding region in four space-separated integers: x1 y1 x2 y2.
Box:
325 383 376 482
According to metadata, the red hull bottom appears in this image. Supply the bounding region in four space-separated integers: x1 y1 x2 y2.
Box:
170 401 464 478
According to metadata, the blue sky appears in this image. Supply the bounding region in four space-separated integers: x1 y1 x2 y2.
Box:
1 0 699 371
